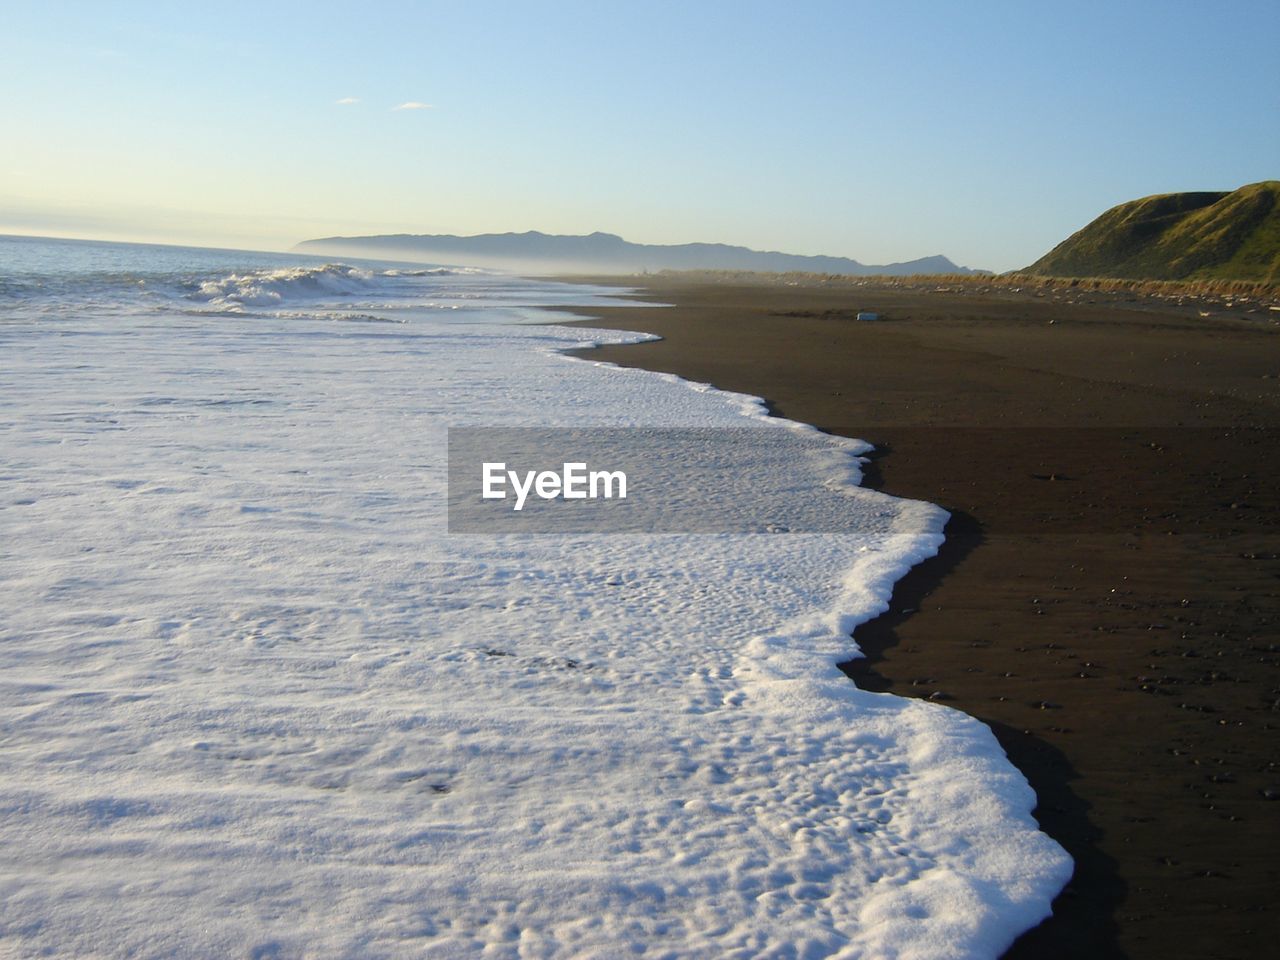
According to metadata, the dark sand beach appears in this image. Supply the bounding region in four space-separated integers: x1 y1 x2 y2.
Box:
560 274 1280 959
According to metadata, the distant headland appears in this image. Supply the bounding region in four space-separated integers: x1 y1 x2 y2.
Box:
293 231 979 277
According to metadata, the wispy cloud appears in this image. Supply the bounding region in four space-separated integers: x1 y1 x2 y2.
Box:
392 101 434 111
335 96 360 105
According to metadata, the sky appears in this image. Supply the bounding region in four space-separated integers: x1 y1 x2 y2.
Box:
2 0 1277 271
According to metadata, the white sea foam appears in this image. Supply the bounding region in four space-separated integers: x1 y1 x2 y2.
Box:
0 239 1070 959
382 266 482 276
189 263 492 310
190 263 379 307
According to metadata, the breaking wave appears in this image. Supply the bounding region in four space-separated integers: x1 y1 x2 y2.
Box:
183 263 487 312
382 266 480 277
189 263 381 308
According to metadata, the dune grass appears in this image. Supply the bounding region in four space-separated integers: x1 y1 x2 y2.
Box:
1024 181 1280 284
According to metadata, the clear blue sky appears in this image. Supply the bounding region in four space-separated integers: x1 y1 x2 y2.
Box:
3 0 1277 270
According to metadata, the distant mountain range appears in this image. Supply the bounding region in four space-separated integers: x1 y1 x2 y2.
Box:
293 231 977 277
1026 181 1280 283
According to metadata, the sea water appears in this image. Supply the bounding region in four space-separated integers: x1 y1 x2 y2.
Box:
0 235 1069 958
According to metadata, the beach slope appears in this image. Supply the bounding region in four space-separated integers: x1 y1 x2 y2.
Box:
562 273 1280 959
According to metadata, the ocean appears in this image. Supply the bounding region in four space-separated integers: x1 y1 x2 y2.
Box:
0 235 1069 958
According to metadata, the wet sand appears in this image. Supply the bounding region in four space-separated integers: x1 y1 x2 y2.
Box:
558 274 1280 959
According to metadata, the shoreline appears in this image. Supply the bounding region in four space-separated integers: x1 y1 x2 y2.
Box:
553 273 1279 959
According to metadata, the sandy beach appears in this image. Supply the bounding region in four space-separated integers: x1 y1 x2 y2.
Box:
561 274 1280 959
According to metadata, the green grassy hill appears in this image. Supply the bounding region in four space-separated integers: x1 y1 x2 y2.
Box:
1026 181 1280 283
